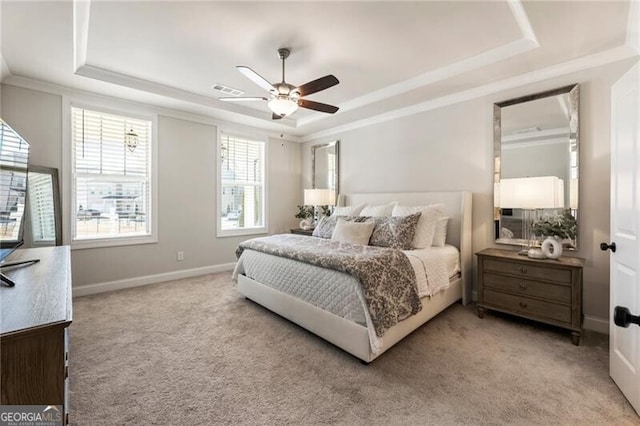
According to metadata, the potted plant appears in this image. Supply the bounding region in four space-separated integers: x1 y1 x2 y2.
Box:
295 205 314 230
531 210 577 258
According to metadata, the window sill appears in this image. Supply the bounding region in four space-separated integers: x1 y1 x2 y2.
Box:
71 234 157 250
217 227 268 238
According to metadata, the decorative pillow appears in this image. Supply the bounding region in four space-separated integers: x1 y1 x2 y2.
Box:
359 201 397 217
368 212 422 250
312 215 368 239
392 203 445 249
331 219 376 246
432 216 449 247
332 203 366 217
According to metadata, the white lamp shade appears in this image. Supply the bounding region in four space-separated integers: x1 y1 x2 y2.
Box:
304 188 335 206
268 97 298 116
499 176 565 209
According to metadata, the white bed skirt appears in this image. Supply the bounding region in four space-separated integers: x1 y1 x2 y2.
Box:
237 273 462 363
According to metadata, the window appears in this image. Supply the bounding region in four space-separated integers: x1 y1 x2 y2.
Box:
28 170 57 244
217 131 267 237
71 106 155 246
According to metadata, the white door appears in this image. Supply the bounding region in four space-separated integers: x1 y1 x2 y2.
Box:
609 61 640 414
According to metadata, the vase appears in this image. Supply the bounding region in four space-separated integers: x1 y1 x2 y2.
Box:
299 218 314 230
541 236 563 259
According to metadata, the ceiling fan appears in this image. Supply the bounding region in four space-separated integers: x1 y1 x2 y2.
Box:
219 48 340 120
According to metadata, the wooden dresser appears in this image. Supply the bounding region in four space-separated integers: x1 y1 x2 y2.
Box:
476 248 584 345
1 246 72 424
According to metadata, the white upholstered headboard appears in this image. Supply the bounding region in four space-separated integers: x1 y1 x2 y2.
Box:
337 191 473 305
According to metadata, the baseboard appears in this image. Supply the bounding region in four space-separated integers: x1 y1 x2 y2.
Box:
72 262 236 297
583 315 609 335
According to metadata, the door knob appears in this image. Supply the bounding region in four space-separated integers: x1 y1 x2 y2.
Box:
614 306 640 328
600 242 616 252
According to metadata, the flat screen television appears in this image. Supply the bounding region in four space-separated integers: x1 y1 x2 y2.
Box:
0 118 31 286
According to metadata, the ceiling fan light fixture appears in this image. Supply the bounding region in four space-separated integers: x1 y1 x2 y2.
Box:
268 96 298 117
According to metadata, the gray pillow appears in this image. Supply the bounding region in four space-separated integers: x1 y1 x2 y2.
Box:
368 212 422 250
312 215 369 239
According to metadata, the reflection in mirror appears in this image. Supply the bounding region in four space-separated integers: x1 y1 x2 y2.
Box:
312 140 339 203
24 166 62 247
494 84 579 250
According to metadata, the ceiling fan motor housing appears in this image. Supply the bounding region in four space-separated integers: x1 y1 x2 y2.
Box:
278 48 291 60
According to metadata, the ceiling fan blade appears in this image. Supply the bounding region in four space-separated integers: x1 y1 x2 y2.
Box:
272 113 284 120
296 75 339 97
237 66 276 93
298 99 339 114
219 97 268 102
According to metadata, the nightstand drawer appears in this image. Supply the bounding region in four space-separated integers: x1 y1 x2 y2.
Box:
483 289 571 324
483 273 571 303
484 259 571 284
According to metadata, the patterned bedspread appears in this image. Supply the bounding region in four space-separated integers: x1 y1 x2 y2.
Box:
236 234 422 337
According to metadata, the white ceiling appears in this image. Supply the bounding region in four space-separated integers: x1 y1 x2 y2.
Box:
0 1 637 140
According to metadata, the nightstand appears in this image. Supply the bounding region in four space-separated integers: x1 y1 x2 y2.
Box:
290 228 314 236
476 248 585 345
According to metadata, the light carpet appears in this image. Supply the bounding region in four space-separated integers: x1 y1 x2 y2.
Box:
70 272 638 425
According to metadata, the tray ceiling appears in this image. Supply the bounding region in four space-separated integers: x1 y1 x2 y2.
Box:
1 1 636 140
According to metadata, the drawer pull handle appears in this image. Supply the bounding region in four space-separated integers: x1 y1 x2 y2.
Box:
519 282 527 290
519 301 528 309
519 266 527 274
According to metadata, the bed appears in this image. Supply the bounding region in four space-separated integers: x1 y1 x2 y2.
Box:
233 191 472 362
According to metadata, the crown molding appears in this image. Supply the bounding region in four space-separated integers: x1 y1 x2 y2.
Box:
74 64 297 129
73 0 90 71
302 45 639 142
71 0 296 129
297 38 538 128
0 56 10 83
2 74 304 143
297 0 539 128
71 0 537 132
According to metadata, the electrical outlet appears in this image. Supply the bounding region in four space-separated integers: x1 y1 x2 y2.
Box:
177 251 184 261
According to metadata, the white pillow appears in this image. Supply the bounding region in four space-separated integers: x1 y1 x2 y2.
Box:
332 203 366 217
392 203 445 248
432 216 449 247
331 218 375 245
359 201 397 217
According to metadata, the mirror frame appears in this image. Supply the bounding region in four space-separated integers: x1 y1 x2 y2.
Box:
311 140 339 197
493 84 579 249
24 165 62 247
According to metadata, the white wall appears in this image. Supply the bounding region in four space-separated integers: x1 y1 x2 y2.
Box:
304 58 638 322
1 84 301 288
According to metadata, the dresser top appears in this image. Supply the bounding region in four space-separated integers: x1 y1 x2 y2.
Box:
476 248 585 268
1 246 72 336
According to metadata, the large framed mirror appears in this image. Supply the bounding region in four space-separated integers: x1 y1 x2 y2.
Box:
23 165 62 247
494 84 579 250
312 140 339 200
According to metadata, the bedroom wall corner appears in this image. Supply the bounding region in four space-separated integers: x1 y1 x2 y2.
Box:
268 136 302 234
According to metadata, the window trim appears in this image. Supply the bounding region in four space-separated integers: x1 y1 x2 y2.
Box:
216 128 268 238
65 100 158 250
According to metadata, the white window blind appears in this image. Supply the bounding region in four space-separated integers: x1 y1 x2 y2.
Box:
71 107 152 241
219 133 266 234
0 119 29 242
29 172 56 243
